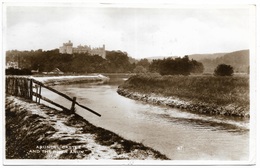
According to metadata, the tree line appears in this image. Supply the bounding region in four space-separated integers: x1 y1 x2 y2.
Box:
6 49 134 73
6 49 233 76
149 56 204 75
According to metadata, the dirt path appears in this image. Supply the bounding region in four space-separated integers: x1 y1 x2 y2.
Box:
5 95 169 160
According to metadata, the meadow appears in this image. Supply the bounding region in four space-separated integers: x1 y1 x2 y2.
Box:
119 73 249 110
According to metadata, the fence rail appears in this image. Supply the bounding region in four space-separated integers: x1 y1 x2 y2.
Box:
5 76 101 117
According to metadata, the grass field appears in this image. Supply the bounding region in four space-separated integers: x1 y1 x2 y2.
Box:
119 73 249 109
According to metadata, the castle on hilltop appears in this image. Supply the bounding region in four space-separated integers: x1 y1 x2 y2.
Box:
59 40 106 59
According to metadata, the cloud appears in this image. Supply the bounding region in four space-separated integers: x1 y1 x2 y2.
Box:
5 5 251 58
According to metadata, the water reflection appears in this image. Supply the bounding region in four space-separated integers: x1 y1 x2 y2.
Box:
159 113 248 134
49 74 249 160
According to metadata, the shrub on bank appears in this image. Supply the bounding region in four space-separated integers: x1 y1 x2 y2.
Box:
214 64 234 76
119 74 249 108
6 68 32 75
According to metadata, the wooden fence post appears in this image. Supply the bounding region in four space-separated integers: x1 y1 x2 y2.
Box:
12 78 14 95
35 85 38 102
14 78 18 96
29 79 33 100
5 77 9 94
5 77 101 116
70 97 76 113
38 85 41 104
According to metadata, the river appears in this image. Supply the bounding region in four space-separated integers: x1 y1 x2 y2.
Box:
40 74 249 160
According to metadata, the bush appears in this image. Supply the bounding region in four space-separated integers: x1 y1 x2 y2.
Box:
133 65 147 74
214 64 234 76
6 68 32 75
149 56 204 76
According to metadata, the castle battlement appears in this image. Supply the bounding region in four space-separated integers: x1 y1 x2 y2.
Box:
59 41 106 59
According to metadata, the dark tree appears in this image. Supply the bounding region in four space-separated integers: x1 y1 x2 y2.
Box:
214 64 234 76
136 59 150 71
149 59 161 72
133 65 147 74
190 59 204 74
106 50 132 73
149 56 204 76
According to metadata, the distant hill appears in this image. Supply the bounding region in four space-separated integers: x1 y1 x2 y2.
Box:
143 53 225 62
188 53 227 61
194 50 249 73
142 50 249 73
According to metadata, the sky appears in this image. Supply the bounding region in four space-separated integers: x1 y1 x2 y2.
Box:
4 4 253 58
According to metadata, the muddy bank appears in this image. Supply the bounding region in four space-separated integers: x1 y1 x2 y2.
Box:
117 88 249 118
5 95 168 160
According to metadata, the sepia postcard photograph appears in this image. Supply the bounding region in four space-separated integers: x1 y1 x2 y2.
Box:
1 0 258 166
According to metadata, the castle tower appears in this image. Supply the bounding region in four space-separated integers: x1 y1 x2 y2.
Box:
59 40 73 54
59 41 106 58
65 40 73 54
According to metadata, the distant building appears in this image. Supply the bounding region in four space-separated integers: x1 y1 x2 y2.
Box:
59 40 73 54
6 61 19 69
59 40 106 59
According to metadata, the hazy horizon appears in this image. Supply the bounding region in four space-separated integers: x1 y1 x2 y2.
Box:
4 3 253 58
5 45 249 59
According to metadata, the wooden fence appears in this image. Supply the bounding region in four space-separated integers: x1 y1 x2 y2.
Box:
5 76 101 117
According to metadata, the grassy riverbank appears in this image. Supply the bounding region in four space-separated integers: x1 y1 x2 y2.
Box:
5 95 169 160
118 74 249 117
